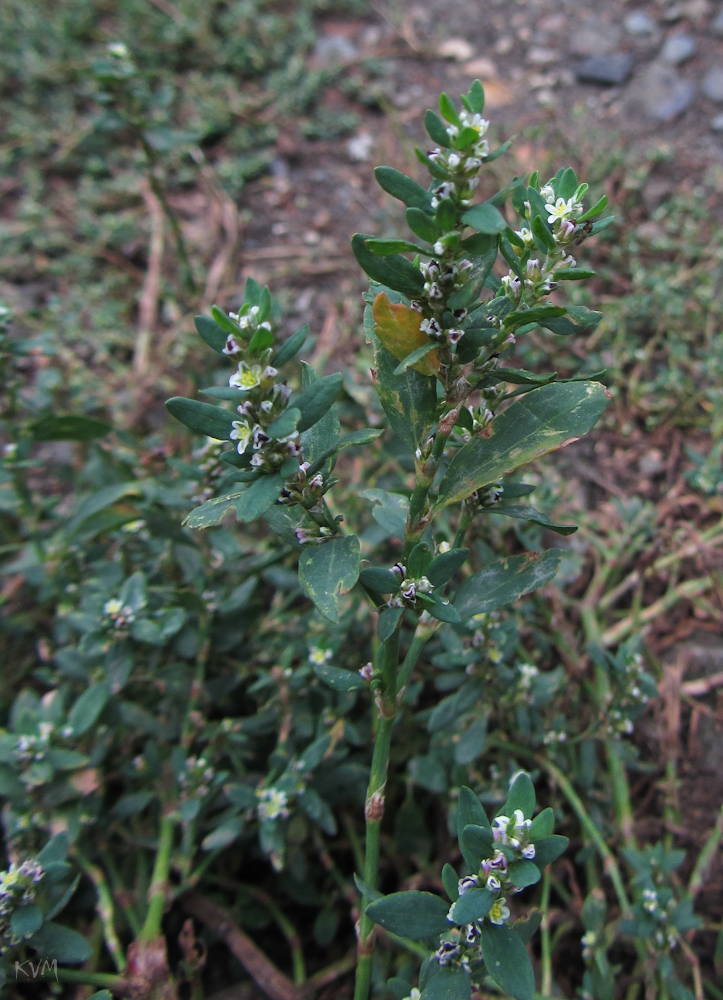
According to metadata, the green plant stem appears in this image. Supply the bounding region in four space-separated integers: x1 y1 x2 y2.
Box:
248 886 306 986
540 867 552 997
354 629 400 1000
606 742 636 851
452 506 473 550
55 969 130 989
397 623 434 696
139 812 176 941
75 850 127 972
689 802 723 897
541 758 632 916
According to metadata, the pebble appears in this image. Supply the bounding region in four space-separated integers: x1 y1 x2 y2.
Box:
702 67 723 101
438 38 475 61
527 46 559 65
711 112 723 130
624 10 657 35
714 7 723 33
660 33 697 63
576 53 635 85
570 23 622 56
346 132 374 162
462 57 498 79
313 35 357 65
638 63 696 119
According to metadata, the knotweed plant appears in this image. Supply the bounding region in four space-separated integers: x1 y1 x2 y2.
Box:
168 82 613 1000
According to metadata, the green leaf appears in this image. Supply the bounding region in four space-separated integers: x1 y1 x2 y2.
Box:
202 816 244 851
529 808 555 841
462 201 508 235
37 835 69 867
449 888 495 925
424 109 451 146
235 475 283 523
435 381 610 509
112 791 154 817
532 835 568 867
299 361 340 471
198 386 243 400
273 323 309 367
504 304 565 332
454 550 562 620
485 504 577 536
210 305 244 337
352 234 425 299
409 754 447 793
475 368 557 388
365 238 427 256
480 923 535 1000
313 663 366 692
87 992 113 1000
484 138 515 163
467 79 485 113
439 92 460 125
508 861 541 889
457 788 490 870
393 342 438 375
514 911 542 944
67 684 109 736
455 716 488 765
540 305 603 337
166 397 235 440
590 215 614 235
579 194 608 221
366 890 451 940
426 594 461 623
422 965 471 1000
30 414 112 442
266 407 300 439
428 679 482 733
360 489 409 540
503 772 536 819
28 922 93 963
359 567 400 593
195 315 228 353
378 606 403 641
307 428 383 476
292 371 342 432
11 904 43 939
442 863 459 902
427 548 469 587
555 268 596 281
436 198 456 232
407 207 442 243
460 824 494 865
184 491 243 529
375 167 433 210
249 324 274 353
298 535 360 622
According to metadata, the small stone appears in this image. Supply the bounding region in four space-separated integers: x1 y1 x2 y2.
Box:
462 57 498 79
527 46 559 65
346 132 374 162
702 67 723 101
438 38 476 61
714 7 723 34
576 53 635 85
710 112 723 130
624 10 657 35
313 35 357 65
570 23 622 56
660 33 697 63
637 63 696 119
494 36 514 55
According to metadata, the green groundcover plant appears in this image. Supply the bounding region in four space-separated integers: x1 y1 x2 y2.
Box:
0 82 710 1000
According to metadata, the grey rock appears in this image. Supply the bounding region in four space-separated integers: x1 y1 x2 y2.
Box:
313 35 357 65
570 22 622 56
624 10 657 35
711 112 723 130
702 66 723 101
576 53 635 85
714 7 723 34
637 62 696 119
661 33 697 63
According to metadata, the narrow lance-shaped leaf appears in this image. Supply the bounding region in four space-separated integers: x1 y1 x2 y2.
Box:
435 381 610 509
454 550 562 620
351 234 425 299
366 890 451 940
166 397 236 441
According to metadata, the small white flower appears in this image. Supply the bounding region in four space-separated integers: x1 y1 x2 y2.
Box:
257 787 290 821
516 227 534 245
540 184 555 202
447 153 461 169
433 241 445 256
546 197 575 225
308 647 333 666
489 898 511 925
230 421 252 454
521 844 536 860
230 362 263 390
104 598 123 616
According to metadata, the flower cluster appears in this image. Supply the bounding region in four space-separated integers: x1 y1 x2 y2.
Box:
191 438 226 504
598 645 657 738
103 597 137 631
256 787 291 822
434 810 537 972
0 859 44 954
13 723 55 764
387 562 434 609
179 755 215 801
228 364 299 472
498 178 587 310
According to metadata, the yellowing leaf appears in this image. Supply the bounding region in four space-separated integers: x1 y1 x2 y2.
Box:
372 293 440 376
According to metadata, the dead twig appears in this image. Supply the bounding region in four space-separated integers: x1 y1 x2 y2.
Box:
134 178 165 378
182 893 301 1000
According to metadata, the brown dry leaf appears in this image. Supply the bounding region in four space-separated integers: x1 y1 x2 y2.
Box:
461 57 498 80
70 769 100 796
372 293 439 376
479 79 515 108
